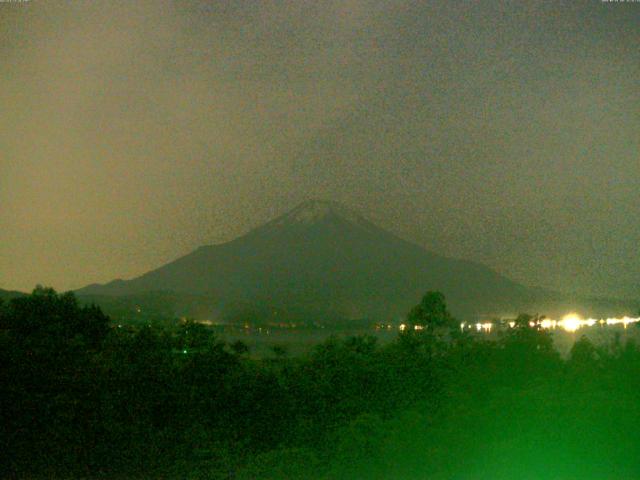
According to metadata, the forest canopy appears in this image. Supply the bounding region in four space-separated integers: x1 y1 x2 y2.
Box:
2 288 640 479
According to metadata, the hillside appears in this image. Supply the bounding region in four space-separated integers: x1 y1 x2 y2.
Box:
0 288 26 302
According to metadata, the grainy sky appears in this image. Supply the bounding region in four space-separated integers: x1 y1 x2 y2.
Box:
1 0 638 297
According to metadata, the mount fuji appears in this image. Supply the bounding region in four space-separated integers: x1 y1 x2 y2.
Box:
77 200 541 322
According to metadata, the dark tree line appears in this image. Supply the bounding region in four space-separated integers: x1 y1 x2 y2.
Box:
2 288 640 479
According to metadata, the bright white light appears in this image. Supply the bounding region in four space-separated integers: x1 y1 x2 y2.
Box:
399 314 640 336
481 322 493 332
559 313 582 332
540 319 556 329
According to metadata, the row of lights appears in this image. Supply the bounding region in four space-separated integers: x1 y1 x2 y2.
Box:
458 314 640 334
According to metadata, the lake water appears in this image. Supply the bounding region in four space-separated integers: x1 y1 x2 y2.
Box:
217 320 640 358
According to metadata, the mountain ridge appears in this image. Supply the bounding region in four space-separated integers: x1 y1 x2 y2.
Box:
0 288 27 301
76 200 624 322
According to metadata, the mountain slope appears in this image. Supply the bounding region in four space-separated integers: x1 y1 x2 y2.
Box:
0 288 27 302
77 200 539 321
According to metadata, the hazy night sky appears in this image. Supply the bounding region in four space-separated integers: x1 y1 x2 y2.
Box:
1 1 638 297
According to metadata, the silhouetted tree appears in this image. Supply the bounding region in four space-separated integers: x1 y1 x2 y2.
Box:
514 312 534 328
176 319 216 351
407 291 455 330
271 344 288 358
0 287 111 477
569 335 599 365
230 339 250 355
3 286 109 348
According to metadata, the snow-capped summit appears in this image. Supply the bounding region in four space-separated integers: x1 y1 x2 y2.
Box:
271 200 369 228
